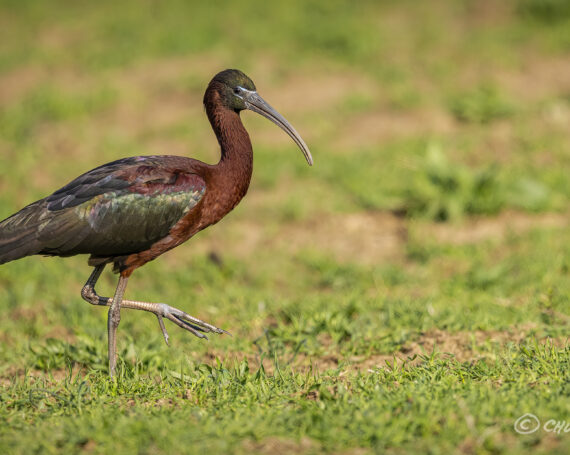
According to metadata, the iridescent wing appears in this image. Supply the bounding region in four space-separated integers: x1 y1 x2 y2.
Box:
0 156 205 261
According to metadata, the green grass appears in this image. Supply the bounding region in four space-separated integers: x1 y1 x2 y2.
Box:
449 84 515 125
1 0 569 454
2 342 569 454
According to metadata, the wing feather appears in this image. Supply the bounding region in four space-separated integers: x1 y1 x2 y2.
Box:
0 156 206 262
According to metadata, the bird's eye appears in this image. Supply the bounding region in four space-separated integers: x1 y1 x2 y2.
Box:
234 88 240 95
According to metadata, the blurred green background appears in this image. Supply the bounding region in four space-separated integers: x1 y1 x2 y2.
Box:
0 0 569 454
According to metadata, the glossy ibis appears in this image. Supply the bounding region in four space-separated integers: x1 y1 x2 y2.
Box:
0 69 313 376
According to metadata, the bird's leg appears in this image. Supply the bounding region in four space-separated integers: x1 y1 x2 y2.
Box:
81 264 107 306
80 266 229 348
108 275 128 377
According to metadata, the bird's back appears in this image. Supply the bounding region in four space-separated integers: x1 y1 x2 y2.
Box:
0 156 206 265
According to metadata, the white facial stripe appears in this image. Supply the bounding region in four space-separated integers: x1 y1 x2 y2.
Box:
235 86 256 100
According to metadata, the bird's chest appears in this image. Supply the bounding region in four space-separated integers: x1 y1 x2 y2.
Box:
200 179 249 227
171 161 253 242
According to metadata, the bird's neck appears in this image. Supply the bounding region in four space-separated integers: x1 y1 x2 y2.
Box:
204 90 253 203
212 110 253 166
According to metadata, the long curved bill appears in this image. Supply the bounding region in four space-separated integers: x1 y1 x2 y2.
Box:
241 89 313 166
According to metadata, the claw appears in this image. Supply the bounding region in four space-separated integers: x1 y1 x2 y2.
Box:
156 314 169 346
158 303 230 337
167 313 209 339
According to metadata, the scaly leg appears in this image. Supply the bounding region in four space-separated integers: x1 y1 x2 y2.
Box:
108 274 128 377
81 266 229 350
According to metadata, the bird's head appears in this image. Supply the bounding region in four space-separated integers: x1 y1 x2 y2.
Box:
206 69 313 166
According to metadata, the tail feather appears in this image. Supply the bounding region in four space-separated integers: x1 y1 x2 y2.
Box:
0 201 45 264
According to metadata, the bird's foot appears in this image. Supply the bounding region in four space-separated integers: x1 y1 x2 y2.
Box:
155 303 230 346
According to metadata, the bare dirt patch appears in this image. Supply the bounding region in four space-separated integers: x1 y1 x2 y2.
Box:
495 55 570 103
264 70 378 114
421 210 568 246
188 209 568 268
279 211 407 265
0 65 45 105
333 108 455 151
185 210 407 267
112 54 224 93
202 324 567 376
352 326 568 373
